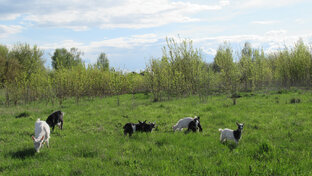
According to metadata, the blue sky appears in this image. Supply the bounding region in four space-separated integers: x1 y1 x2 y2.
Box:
1 0 312 71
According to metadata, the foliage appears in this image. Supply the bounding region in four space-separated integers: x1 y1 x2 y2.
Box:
146 37 207 101
214 43 240 94
1 38 312 105
96 52 109 71
9 43 44 78
51 48 83 70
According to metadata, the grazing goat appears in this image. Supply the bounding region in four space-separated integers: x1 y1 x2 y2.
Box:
143 122 156 132
32 119 50 153
173 116 202 132
185 117 203 133
219 122 244 144
123 120 146 137
46 111 64 132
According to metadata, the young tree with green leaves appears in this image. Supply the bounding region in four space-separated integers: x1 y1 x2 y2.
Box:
96 52 109 71
9 43 45 78
109 70 126 106
6 43 45 104
239 42 254 91
52 48 83 70
214 43 239 93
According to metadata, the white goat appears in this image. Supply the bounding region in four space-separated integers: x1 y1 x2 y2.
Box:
219 122 244 144
173 116 199 131
32 118 50 152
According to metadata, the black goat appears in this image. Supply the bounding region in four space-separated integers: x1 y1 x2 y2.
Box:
46 111 64 132
142 122 156 132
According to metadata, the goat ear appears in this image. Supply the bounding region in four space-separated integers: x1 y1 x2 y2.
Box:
32 136 35 141
236 122 239 126
138 120 142 123
144 120 147 123
40 136 44 141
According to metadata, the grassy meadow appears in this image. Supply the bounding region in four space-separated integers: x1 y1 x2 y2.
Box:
1 90 312 175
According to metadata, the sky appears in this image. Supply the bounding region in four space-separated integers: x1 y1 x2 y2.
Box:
1 0 312 71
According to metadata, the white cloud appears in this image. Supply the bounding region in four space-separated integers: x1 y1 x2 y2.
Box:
39 33 162 68
219 0 230 6
251 20 279 25
201 47 217 56
2 0 229 30
41 33 161 52
0 25 23 38
295 18 305 24
194 34 260 44
193 30 312 56
66 26 89 31
40 40 84 50
236 0 306 9
0 14 20 20
90 33 161 49
265 30 287 36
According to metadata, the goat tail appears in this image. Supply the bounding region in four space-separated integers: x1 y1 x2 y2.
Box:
218 128 223 132
37 118 41 121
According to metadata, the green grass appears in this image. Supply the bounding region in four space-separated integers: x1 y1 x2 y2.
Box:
1 92 312 175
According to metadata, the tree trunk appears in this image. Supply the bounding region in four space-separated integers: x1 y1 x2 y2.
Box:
117 95 120 106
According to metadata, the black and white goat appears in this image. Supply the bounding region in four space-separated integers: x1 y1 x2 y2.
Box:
219 122 244 144
46 111 64 132
123 121 156 136
123 120 146 137
173 116 202 132
143 122 156 132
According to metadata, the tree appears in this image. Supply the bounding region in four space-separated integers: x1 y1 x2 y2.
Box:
0 44 8 59
161 37 204 97
109 70 126 106
239 42 254 91
241 42 252 58
70 48 83 65
0 45 9 86
213 43 239 93
289 39 311 86
9 43 45 78
5 44 45 104
146 59 163 102
52 48 83 70
96 52 109 71
197 63 215 102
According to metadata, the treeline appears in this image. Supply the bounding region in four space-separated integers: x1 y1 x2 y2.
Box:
0 44 146 105
0 38 311 106
147 38 312 102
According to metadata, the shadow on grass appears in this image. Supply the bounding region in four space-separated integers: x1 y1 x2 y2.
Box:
222 142 238 151
51 130 63 137
15 111 30 118
11 148 35 160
